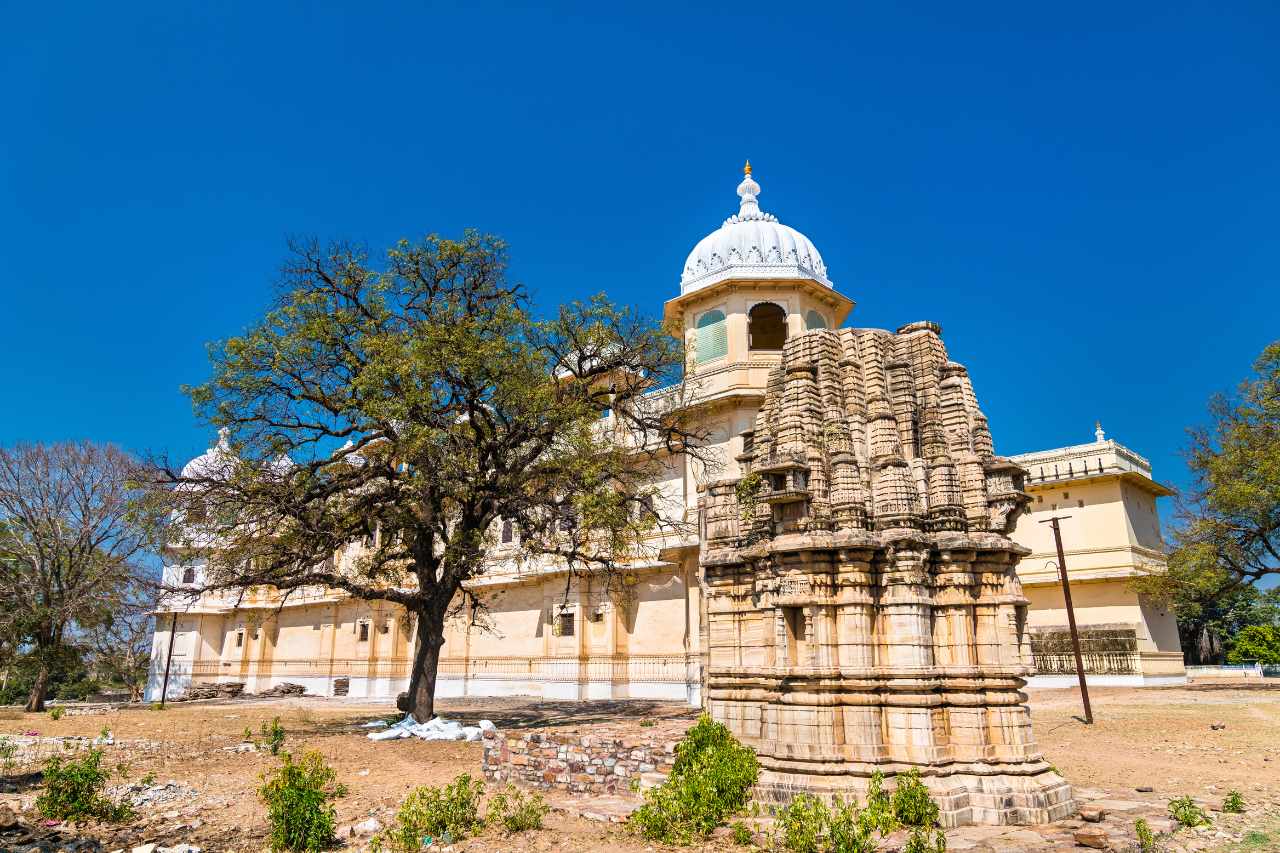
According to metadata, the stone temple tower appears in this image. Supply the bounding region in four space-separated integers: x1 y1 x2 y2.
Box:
688 170 1074 826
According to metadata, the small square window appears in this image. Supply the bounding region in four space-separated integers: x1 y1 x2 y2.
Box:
559 612 575 637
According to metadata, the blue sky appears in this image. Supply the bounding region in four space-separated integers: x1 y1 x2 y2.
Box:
1 3 1277 511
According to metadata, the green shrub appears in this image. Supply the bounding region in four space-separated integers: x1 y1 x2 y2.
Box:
261 717 287 755
1168 796 1211 828
48 706 65 721
1135 818 1157 853
149 702 166 711
373 774 485 851
892 770 940 828
258 750 347 852
731 821 754 846
903 826 947 853
0 736 18 774
485 784 548 833
628 714 760 844
36 747 134 823
771 785 901 853
1223 790 1245 814
139 771 157 787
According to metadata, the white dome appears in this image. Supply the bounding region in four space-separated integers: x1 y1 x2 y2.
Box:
680 164 830 294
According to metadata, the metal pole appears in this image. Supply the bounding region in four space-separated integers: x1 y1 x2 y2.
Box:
159 611 178 708
1040 515 1093 724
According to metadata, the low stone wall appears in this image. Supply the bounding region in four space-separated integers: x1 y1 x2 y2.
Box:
481 721 688 796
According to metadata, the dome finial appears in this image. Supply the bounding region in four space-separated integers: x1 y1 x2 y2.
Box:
1094 420 1106 443
736 163 761 217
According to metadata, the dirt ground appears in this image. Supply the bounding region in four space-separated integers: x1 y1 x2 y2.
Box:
2 683 1279 852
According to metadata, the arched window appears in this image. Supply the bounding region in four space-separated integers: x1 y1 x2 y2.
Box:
181 567 195 585
695 309 727 363
748 303 787 350
500 519 514 544
805 310 827 331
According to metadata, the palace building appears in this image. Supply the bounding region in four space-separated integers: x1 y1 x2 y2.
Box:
145 165 1184 706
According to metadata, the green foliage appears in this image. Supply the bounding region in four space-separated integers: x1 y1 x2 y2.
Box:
770 781 908 853
36 747 135 823
243 726 255 742
373 774 485 851
258 750 347 852
629 714 760 844
1223 790 1246 814
903 827 947 853
731 821 755 846
0 646 95 706
1226 625 1280 664
0 736 17 773
1168 796 1211 828
149 702 166 711
485 784 548 834
1135 817 1157 852
1136 342 1280 658
261 717 287 755
139 771 157 787
773 794 830 853
48 706 65 720
891 770 940 828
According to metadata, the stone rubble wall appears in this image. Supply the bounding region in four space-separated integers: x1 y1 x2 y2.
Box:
481 723 683 796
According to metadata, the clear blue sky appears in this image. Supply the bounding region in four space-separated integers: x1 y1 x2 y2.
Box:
1 3 1276 507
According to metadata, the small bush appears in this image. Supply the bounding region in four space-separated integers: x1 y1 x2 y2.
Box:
36 747 134 823
903 826 947 853
258 750 347 852
1135 818 1157 853
0 736 17 773
628 714 760 844
373 774 485 851
149 702 166 711
1168 796 1211 828
892 770 940 828
48 706 65 721
485 784 548 833
262 717 287 755
773 793 829 853
731 821 754 845
1222 790 1245 814
139 771 157 787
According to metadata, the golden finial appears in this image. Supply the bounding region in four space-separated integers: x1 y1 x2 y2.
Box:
743 160 752 176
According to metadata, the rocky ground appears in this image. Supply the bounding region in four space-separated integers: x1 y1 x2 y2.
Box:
0 683 1275 852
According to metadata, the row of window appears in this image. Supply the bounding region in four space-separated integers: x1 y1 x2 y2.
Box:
694 303 829 364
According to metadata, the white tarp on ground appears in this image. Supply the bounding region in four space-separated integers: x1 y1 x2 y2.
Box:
366 715 496 742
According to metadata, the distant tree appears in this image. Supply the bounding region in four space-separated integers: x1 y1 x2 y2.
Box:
158 233 701 721
0 442 163 710
1226 624 1280 665
84 579 156 700
1135 341 1280 661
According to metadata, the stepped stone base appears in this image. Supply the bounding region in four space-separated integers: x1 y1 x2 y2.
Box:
755 767 1075 827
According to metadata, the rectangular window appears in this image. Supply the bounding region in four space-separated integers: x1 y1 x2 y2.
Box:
236 631 244 648
358 622 370 642
784 607 807 667
559 612 575 637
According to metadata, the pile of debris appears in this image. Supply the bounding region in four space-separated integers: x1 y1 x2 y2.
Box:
367 715 495 742
0 804 104 852
110 781 200 809
176 682 244 701
255 682 306 698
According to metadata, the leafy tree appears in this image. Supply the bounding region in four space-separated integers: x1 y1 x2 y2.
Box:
1226 625 1280 664
1135 342 1280 660
0 442 162 710
159 234 701 721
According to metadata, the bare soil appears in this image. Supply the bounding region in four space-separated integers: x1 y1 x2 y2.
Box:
1 683 1277 852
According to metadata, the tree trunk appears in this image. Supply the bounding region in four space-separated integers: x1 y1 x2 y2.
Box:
25 663 49 712
404 607 445 723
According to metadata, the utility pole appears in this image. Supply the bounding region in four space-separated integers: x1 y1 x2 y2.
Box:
159 611 178 709
1039 515 1093 723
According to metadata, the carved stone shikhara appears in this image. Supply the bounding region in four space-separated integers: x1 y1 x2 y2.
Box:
700 323 1074 826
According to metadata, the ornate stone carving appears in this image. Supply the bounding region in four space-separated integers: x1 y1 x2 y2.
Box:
700 323 1074 826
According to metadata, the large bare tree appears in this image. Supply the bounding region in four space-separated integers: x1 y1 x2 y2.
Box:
160 233 702 720
0 442 162 710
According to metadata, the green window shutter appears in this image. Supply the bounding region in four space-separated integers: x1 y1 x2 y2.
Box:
696 310 727 363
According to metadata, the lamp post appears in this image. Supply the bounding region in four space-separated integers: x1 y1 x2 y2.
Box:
1039 515 1093 724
